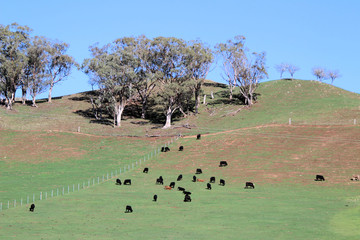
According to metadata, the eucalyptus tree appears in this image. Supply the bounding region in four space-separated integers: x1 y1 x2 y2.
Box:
237 52 267 106
186 40 213 114
83 37 139 127
287 64 300 79
327 70 340 84
131 35 160 119
312 67 327 81
151 37 193 129
215 35 246 100
216 36 267 106
25 36 49 107
0 23 31 109
275 63 288 79
46 40 76 103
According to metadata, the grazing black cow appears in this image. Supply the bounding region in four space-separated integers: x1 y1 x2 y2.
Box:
219 179 225 186
178 187 185 191
244 182 255 189
183 191 192 195
179 146 184 151
315 175 325 181
125 205 133 213
156 178 164 185
153 194 157 202
29 203 35 212
161 147 165 152
196 168 202 174
124 179 132 185
219 161 228 167
192 176 197 182
169 182 175 188
143 168 149 173
184 194 192 202
210 176 215 183
164 147 170 152
207 183 212 190
115 178 122 185
177 174 183 181
197 134 201 140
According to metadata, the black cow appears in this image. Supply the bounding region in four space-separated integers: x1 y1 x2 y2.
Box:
315 175 325 181
184 194 192 202
29 203 35 212
244 182 255 189
143 168 149 173
192 176 197 182
164 147 170 152
207 183 212 190
219 179 225 186
219 161 228 167
161 147 165 152
183 191 192 195
125 205 133 213
197 134 201 140
115 179 122 185
156 178 164 185
169 182 175 188
179 146 184 151
196 168 202 174
210 177 215 183
177 174 183 181
178 187 185 191
153 195 158 202
124 179 132 185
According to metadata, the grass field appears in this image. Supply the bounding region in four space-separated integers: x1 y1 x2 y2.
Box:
1 79 360 239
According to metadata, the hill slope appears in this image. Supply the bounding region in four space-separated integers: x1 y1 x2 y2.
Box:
0 79 359 136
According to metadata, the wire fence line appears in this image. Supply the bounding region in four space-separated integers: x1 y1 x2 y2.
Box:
0 135 180 212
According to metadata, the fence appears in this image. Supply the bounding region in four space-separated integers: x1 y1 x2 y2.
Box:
0 135 179 212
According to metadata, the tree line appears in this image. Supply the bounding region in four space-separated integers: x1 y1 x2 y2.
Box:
0 23 76 109
0 23 271 128
275 63 340 84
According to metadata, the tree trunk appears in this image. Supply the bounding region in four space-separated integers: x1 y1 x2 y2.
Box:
22 87 27 105
229 85 233 100
162 106 172 129
141 96 147 119
32 95 38 107
48 84 54 103
5 93 15 110
194 90 200 114
115 102 125 127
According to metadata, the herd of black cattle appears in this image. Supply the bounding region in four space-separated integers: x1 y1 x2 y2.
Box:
28 133 331 213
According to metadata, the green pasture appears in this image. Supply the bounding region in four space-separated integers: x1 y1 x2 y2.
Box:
1 126 360 239
0 129 164 204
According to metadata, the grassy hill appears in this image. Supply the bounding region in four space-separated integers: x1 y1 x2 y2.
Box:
0 79 360 239
0 79 359 136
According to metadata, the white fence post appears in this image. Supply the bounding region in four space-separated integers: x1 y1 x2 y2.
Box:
73 184 75 192
354 119 357 125
14 200 16 208
40 192 42 200
33 194 35 202
7 201 9 209
289 118 292 125
62 187 64 195
0 202 2 211
27 196 29 204
45 192 47 200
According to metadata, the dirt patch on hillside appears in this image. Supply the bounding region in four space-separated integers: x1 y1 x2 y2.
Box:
149 125 360 186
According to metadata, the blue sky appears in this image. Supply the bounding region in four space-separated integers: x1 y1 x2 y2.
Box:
1 0 359 98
